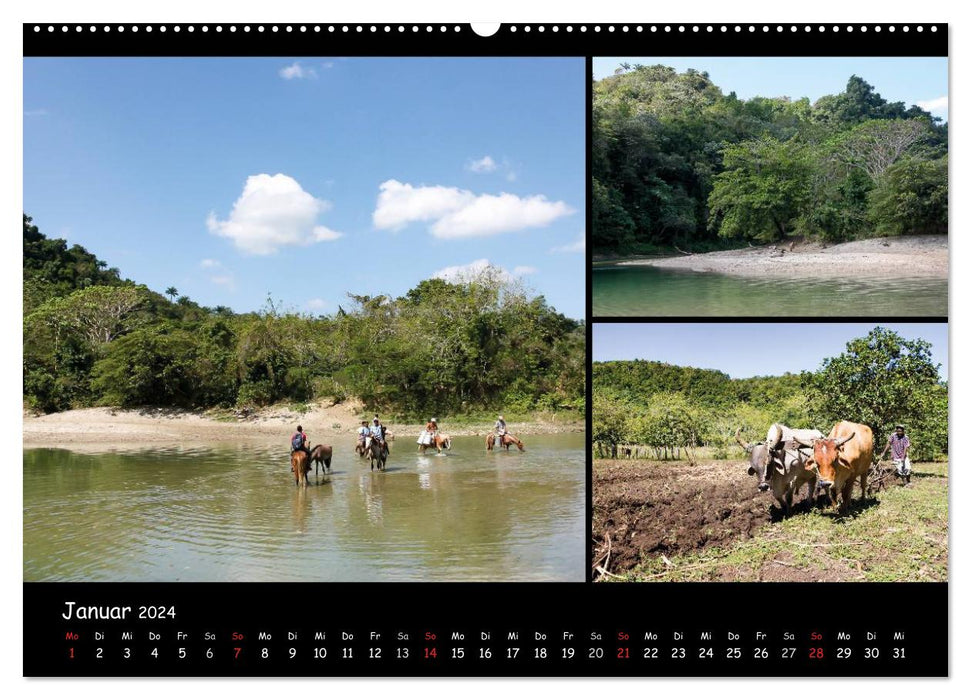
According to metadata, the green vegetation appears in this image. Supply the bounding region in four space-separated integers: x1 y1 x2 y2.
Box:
593 328 947 461
593 68 947 253
23 214 584 417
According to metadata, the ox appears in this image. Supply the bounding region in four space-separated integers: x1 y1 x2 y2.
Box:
735 424 822 515
795 420 873 515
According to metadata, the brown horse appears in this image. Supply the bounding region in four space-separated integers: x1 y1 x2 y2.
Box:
291 450 311 486
419 434 452 454
310 444 332 475
487 433 524 451
365 438 388 471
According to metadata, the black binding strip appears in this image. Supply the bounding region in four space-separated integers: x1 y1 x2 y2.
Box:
24 23 947 58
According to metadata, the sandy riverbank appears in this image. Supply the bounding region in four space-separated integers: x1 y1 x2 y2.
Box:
616 235 948 279
22 401 583 451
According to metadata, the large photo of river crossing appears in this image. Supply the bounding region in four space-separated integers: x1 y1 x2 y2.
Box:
23 57 586 582
591 57 948 316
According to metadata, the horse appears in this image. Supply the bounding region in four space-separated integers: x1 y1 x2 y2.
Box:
365 437 388 471
291 450 311 486
487 432 524 451
419 433 451 454
310 444 332 475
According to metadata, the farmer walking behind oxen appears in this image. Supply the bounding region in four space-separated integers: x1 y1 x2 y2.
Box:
879 424 912 484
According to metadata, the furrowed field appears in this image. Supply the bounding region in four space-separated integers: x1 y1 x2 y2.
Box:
593 458 948 583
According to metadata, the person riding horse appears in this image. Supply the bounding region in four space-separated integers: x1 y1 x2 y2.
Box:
290 425 311 459
418 417 439 452
356 421 369 455
368 416 390 456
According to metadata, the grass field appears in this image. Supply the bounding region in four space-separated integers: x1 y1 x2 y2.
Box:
593 459 948 583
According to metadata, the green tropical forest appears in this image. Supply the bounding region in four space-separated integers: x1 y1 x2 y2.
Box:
23 214 585 418
593 66 948 254
592 327 947 462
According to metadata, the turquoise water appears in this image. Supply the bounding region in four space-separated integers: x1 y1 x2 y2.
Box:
593 265 947 317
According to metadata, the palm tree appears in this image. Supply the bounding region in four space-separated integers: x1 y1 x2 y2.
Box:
165 286 178 302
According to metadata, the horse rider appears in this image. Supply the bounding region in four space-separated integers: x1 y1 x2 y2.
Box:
418 417 439 451
357 420 369 452
494 415 508 444
290 424 311 459
370 416 389 455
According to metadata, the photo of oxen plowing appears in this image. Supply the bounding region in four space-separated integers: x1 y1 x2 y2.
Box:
593 323 948 583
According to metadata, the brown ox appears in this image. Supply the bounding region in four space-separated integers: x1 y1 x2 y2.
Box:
291 450 311 487
310 444 332 475
797 420 873 515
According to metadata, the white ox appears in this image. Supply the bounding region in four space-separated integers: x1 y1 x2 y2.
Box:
736 423 824 515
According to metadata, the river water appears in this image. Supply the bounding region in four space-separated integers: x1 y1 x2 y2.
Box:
593 264 947 317
23 434 584 582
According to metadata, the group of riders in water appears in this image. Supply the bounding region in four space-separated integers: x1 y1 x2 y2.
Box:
288 415 524 486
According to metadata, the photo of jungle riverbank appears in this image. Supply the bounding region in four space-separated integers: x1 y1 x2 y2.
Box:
591 58 948 316
23 57 586 582
592 323 948 583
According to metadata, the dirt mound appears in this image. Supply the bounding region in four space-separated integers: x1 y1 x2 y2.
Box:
593 460 773 575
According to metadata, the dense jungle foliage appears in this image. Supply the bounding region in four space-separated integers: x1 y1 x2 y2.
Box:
23 215 585 417
593 67 948 253
593 327 947 461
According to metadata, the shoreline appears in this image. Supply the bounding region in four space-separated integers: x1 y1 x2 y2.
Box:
610 235 947 280
22 402 584 452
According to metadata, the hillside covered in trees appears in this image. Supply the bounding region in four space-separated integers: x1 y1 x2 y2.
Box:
593 328 947 461
593 67 948 254
23 215 584 417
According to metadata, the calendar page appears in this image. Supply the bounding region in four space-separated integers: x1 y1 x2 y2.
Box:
22 21 948 677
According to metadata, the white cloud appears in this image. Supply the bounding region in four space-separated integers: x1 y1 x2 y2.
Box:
280 62 317 80
433 259 536 284
433 259 511 283
207 173 343 255
306 298 329 311
431 193 574 239
917 96 948 114
200 259 221 268
373 180 574 239
322 61 335 69
210 275 235 290
505 171 518 182
24 108 49 117
551 234 585 254
372 180 476 230
467 155 497 173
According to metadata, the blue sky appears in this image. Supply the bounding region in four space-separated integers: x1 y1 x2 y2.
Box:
593 323 948 380
593 57 949 121
24 58 586 319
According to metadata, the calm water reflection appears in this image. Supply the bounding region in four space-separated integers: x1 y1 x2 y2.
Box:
24 434 584 582
593 265 947 317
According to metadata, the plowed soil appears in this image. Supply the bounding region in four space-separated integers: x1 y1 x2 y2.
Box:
593 459 948 583
593 460 780 574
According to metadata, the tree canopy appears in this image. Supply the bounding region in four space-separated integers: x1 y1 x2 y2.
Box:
593 69 947 253
23 215 584 417
594 328 947 461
